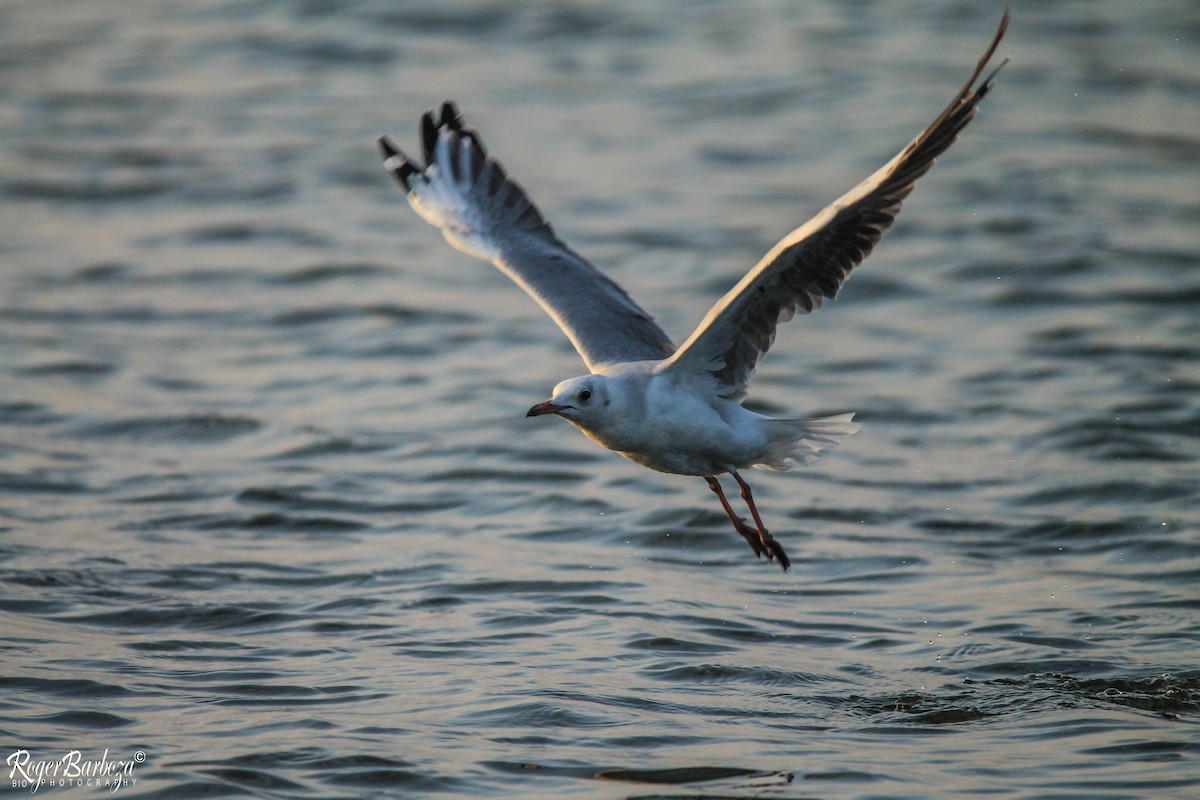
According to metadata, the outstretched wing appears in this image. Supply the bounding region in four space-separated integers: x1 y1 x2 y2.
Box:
661 11 1009 399
379 103 675 371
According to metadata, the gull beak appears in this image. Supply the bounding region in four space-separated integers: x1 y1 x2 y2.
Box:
526 400 570 418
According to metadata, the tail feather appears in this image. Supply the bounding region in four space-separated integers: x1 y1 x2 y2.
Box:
758 412 861 470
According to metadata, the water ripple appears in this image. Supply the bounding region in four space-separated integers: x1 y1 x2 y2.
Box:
1 3 1196 798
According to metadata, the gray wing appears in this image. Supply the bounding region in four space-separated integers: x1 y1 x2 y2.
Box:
379 103 675 371
661 11 1009 399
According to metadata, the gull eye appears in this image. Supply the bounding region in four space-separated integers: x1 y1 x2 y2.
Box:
578 389 592 402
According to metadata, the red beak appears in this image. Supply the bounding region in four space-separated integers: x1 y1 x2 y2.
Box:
526 401 570 417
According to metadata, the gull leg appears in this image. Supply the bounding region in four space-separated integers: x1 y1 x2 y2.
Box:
704 476 767 560
731 471 790 572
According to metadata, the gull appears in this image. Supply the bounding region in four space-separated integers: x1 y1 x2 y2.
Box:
378 12 1009 571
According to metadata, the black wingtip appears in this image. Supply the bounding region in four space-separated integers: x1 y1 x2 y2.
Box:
377 135 399 160
974 8 1010 91
378 135 419 191
977 56 1011 100
440 100 464 130
420 110 438 164
986 6 1011 82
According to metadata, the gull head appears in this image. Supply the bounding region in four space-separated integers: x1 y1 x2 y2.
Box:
526 375 611 428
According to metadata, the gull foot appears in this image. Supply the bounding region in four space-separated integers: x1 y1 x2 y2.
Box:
758 529 791 572
732 517 767 559
733 518 790 571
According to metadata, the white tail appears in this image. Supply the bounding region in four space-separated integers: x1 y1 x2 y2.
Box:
758 412 861 470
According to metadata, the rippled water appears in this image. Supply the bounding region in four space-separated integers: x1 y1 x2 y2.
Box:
2 1 1198 798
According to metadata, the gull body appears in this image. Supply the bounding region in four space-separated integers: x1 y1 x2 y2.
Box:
379 12 1009 570
530 367 853 478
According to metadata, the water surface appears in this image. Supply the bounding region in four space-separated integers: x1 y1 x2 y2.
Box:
1 1 1197 798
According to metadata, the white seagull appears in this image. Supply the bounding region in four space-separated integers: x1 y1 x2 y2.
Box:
379 12 1009 571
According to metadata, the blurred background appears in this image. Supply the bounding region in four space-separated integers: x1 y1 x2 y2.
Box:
1 1 1197 798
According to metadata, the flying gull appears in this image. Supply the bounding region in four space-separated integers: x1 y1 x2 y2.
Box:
378 12 1009 571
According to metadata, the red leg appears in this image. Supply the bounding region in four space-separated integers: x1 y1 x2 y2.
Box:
704 476 768 561
731 471 790 571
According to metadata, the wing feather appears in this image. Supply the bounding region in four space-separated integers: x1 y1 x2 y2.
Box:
661 11 1010 399
380 102 675 370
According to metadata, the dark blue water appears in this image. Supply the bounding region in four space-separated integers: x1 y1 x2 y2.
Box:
2 1 1198 798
